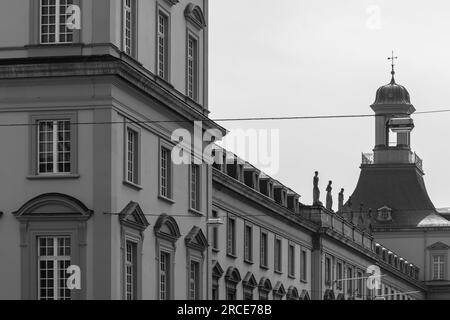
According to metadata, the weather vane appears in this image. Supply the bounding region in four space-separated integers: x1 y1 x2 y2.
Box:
388 50 398 76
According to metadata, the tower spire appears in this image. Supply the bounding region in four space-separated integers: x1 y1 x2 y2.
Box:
388 51 398 84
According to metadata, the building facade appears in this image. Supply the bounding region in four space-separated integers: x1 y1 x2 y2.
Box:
0 0 431 301
0 0 225 300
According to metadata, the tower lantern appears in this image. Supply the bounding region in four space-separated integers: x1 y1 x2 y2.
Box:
371 52 416 165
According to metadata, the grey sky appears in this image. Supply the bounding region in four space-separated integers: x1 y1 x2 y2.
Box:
209 0 450 209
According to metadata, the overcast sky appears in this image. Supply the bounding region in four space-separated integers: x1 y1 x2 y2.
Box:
209 0 450 209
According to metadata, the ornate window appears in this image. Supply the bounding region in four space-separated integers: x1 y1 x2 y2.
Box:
258 278 272 300
212 261 224 300
14 193 92 300
225 267 241 300
119 202 150 300
154 214 181 300
186 34 199 101
286 286 299 301
185 226 208 300
272 282 286 300
242 272 257 300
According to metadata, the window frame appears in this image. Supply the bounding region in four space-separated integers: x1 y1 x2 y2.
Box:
288 243 296 279
212 210 220 252
37 0 80 45
186 30 199 101
274 237 283 274
189 163 202 213
243 223 253 264
124 239 138 300
29 112 79 179
156 4 171 81
226 215 237 258
122 0 138 57
159 140 174 202
124 123 141 188
260 230 269 269
300 249 308 283
432 254 446 280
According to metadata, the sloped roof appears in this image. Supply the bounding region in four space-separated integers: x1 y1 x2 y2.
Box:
346 165 450 228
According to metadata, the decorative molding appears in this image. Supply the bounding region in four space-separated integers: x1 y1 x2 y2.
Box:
300 289 311 300
119 201 150 232
212 261 224 279
185 226 208 252
163 0 179 7
242 272 258 289
184 3 207 30
154 213 181 243
13 193 93 221
224 267 241 284
427 242 450 251
273 281 286 297
258 277 272 292
287 286 299 300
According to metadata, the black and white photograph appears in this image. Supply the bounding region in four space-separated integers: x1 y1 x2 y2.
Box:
0 0 450 310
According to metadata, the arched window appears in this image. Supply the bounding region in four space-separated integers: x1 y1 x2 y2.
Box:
14 193 93 300
154 214 181 300
286 286 299 300
258 277 272 300
225 267 241 300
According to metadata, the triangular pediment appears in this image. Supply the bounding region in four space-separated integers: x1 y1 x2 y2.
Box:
212 261 224 279
119 202 150 231
273 281 286 295
185 226 208 252
428 241 450 251
242 272 258 288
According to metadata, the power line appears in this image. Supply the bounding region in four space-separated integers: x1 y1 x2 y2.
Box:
0 108 449 127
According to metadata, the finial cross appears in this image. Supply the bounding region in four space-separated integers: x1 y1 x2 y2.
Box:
388 51 398 75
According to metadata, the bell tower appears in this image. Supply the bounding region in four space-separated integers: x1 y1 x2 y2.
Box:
371 52 416 165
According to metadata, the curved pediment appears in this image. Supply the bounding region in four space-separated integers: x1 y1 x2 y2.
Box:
258 277 272 292
154 214 181 242
287 286 299 299
225 267 241 284
13 193 92 221
184 3 207 30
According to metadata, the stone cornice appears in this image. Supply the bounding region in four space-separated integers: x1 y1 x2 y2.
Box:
0 55 225 135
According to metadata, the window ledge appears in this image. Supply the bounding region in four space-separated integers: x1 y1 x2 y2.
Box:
189 208 204 216
123 180 143 191
274 270 283 275
260 265 269 271
212 248 220 254
159 195 175 204
226 253 238 260
27 174 80 180
244 259 254 266
288 274 296 280
300 279 308 284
